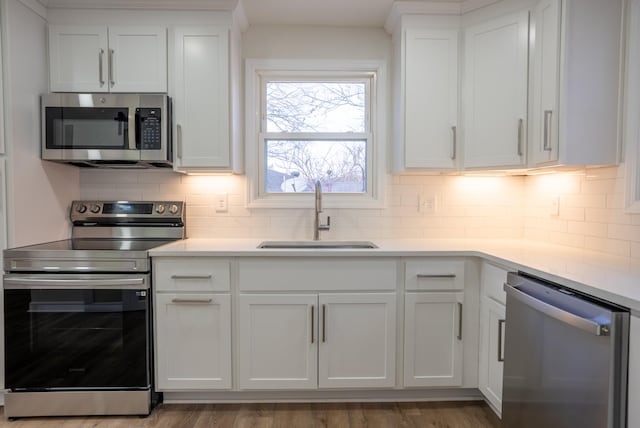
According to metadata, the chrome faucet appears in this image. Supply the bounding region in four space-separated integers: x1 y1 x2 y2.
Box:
314 180 330 240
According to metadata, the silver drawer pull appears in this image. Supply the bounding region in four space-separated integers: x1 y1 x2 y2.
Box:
543 110 553 151
457 302 463 341
171 298 213 304
517 118 524 156
450 125 457 160
171 275 212 280
417 274 456 279
498 319 505 362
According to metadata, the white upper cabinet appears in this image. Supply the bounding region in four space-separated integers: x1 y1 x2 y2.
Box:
531 0 623 167
49 25 167 93
463 11 529 169
172 26 231 172
394 27 459 171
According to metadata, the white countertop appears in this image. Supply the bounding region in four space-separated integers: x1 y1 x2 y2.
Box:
150 238 640 314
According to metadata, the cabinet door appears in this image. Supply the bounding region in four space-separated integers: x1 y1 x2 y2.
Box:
155 293 231 390
238 294 317 390
478 296 506 414
49 25 108 92
403 29 458 169
173 26 230 170
628 315 640 428
108 27 167 93
464 11 529 169
404 292 464 387
318 293 396 388
532 0 561 165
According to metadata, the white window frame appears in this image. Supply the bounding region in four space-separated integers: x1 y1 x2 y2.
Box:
245 59 386 209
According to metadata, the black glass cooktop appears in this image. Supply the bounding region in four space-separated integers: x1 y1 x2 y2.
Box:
8 239 175 252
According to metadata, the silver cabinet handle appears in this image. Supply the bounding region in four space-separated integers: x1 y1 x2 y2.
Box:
171 298 212 304
543 110 553 151
497 319 505 362
450 125 457 160
517 118 524 156
98 49 105 86
417 274 456 279
457 302 463 341
311 305 315 344
109 48 115 87
177 124 183 159
322 304 327 343
170 274 212 280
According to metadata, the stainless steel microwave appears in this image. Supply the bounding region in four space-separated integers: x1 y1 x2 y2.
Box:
41 93 172 168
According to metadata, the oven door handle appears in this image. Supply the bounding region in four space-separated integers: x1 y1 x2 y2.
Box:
3 275 147 289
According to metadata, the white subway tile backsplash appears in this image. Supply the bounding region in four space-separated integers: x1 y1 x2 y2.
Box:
558 206 585 222
585 237 631 258
78 165 640 258
524 165 640 258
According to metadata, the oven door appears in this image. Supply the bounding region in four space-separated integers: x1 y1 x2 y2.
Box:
3 274 150 391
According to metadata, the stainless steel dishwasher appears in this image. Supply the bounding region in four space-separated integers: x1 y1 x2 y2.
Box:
502 272 629 428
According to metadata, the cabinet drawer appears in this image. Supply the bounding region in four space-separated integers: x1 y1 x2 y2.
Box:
154 258 230 292
239 258 396 291
481 262 508 305
405 259 465 291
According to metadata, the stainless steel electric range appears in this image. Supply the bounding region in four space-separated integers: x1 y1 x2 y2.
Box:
2 200 185 419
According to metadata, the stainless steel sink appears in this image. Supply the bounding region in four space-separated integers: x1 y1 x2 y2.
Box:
257 240 378 249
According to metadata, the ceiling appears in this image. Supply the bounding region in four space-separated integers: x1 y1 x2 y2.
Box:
242 0 463 27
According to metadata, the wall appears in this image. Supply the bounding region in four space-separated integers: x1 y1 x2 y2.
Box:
3 0 79 247
523 165 640 258
79 169 525 240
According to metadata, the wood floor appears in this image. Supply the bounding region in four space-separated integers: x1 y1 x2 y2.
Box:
0 401 500 428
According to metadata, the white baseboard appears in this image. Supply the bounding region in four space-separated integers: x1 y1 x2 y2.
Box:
162 388 484 404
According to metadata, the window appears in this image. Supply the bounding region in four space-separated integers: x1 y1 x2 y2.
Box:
246 60 386 208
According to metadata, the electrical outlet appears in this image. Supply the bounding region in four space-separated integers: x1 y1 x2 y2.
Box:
550 196 560 217
420 195 437 214
215 193 228 213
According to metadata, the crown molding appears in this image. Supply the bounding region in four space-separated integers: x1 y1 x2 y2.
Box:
385 0 502 33
45 0 238 10
18 0 48 18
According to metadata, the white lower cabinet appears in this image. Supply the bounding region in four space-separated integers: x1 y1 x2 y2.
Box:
628 316 640 428
153 258 232 390
238 294 318 390
155 293 232 390
478 296 505 413
318 293 397 388
238 293 396 390
478 262 508 415
404 292 464 387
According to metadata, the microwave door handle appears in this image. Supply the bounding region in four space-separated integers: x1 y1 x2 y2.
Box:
128 108 137 150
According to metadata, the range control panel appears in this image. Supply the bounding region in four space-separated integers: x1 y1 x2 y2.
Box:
70 200 184 223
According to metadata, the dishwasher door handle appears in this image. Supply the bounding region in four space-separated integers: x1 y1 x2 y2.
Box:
504 282 609 336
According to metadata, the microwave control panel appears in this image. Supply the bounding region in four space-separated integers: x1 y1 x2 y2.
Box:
136 108 162 150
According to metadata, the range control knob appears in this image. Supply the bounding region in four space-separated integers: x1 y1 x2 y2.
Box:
76 204 87 213
155 204 166 214
90 204 101 214
169 204 180 215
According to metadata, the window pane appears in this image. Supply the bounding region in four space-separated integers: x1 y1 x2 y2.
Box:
265 140 367 193
266 82 366 133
